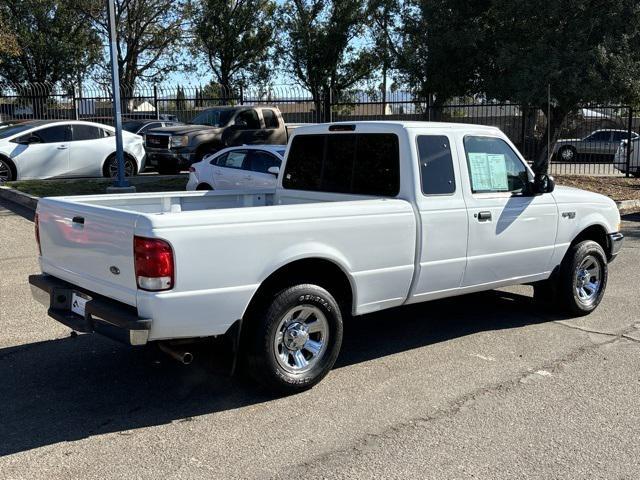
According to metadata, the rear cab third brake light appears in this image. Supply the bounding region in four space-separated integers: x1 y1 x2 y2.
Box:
134 236 174 291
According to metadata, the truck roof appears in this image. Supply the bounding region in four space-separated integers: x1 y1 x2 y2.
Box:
293 120 501 135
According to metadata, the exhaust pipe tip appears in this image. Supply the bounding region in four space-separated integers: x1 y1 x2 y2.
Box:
159 343 194 365
181 352 194 365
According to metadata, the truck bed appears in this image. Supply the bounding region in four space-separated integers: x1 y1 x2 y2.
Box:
36 189 418 340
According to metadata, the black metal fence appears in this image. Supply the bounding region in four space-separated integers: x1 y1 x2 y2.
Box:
1 82 637 177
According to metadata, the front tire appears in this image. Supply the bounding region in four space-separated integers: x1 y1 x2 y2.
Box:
244 284 343 395
104 154 137 178
555 240 608 316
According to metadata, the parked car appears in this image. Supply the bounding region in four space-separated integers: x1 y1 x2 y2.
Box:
144 106 296 175
554 129 639 162
29 121 623 394
122 119 183 136
124 113 179 122
186 145 285 190
613 138 640 177
0 120 145 182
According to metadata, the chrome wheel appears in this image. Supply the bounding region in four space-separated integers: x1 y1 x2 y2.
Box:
560 147 575 161
273 305 329 374
575 255 601 306
0 159 12 182
108 157 135 177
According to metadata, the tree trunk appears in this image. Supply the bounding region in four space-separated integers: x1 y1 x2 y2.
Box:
533 105 569 175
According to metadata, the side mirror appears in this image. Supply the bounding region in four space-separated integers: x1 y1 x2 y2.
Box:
530 174 555 194
267 166 280 176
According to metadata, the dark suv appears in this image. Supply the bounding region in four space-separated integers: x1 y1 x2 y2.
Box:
144 106 291 174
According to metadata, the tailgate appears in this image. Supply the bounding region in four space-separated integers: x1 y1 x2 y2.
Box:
37 198 139 306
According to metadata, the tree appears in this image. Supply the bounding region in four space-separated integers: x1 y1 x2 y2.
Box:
398 0 489 113
74 0 187 88
280 0 377 118
367 0 402 107
190 0 277 92
477 0 640 171
0 0 100 85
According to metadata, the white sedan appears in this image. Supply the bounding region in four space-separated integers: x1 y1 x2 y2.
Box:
186 145 285 191
0 120 146 182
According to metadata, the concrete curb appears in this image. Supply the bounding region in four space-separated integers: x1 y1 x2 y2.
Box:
0 186 39 211
616 199 640 212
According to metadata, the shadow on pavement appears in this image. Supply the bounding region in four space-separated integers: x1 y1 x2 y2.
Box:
0 198 34 222
0 288 563 457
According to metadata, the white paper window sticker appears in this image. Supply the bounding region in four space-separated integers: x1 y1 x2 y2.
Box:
468 152 508 191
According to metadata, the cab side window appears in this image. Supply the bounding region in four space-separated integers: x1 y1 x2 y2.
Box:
417 135 456 195
464 136 529 194
262 109 279 129
235 110 260 129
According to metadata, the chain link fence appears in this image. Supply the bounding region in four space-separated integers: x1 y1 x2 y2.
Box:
0 82 636 176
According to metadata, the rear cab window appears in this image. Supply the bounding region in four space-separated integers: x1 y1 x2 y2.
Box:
262 109 280 129
463 136 529 194
283 133 400 196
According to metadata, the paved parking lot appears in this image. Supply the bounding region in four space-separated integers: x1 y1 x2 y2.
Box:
1 198 639 479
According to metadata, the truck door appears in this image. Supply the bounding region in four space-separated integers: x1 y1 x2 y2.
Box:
226 109 262 146
407 134 470 303
459 134 557 287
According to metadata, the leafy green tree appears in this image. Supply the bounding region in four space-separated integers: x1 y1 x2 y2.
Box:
74 0 186 88
367 0 402 106
190 0 277 91
280 0 377 117
478 0 640 170
398 0 488 111
0 0 100 85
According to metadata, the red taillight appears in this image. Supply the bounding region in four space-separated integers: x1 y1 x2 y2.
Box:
134 236 174 291
34 212 41 255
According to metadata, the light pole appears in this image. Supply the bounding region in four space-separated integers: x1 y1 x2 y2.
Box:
106 0 135 193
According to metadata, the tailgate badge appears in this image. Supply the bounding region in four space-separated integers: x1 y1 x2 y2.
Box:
109 266 121 275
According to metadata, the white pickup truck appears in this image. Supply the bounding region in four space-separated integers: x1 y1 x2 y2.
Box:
29 121 624 394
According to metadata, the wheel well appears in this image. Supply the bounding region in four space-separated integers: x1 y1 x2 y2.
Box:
0 155 17 180
196 183 213 190
244 258 354 320
103 152 138 176
572 224 608 253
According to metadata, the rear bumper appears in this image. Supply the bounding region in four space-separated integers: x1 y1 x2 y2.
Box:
607 232 624 261
29 274 151 346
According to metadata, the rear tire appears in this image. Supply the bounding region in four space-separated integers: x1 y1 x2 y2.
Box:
554 240 608 316
558 146 577 162
0 156 16 182
243 284 343 395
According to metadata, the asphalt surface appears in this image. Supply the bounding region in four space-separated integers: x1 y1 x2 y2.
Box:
0 198 639 480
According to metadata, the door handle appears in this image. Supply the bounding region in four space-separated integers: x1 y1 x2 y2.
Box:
477 211 492 221
57 145 68 150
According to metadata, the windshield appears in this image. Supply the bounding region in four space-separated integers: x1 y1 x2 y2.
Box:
122 121 144 133
0 124 35 139
190 109 233 127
